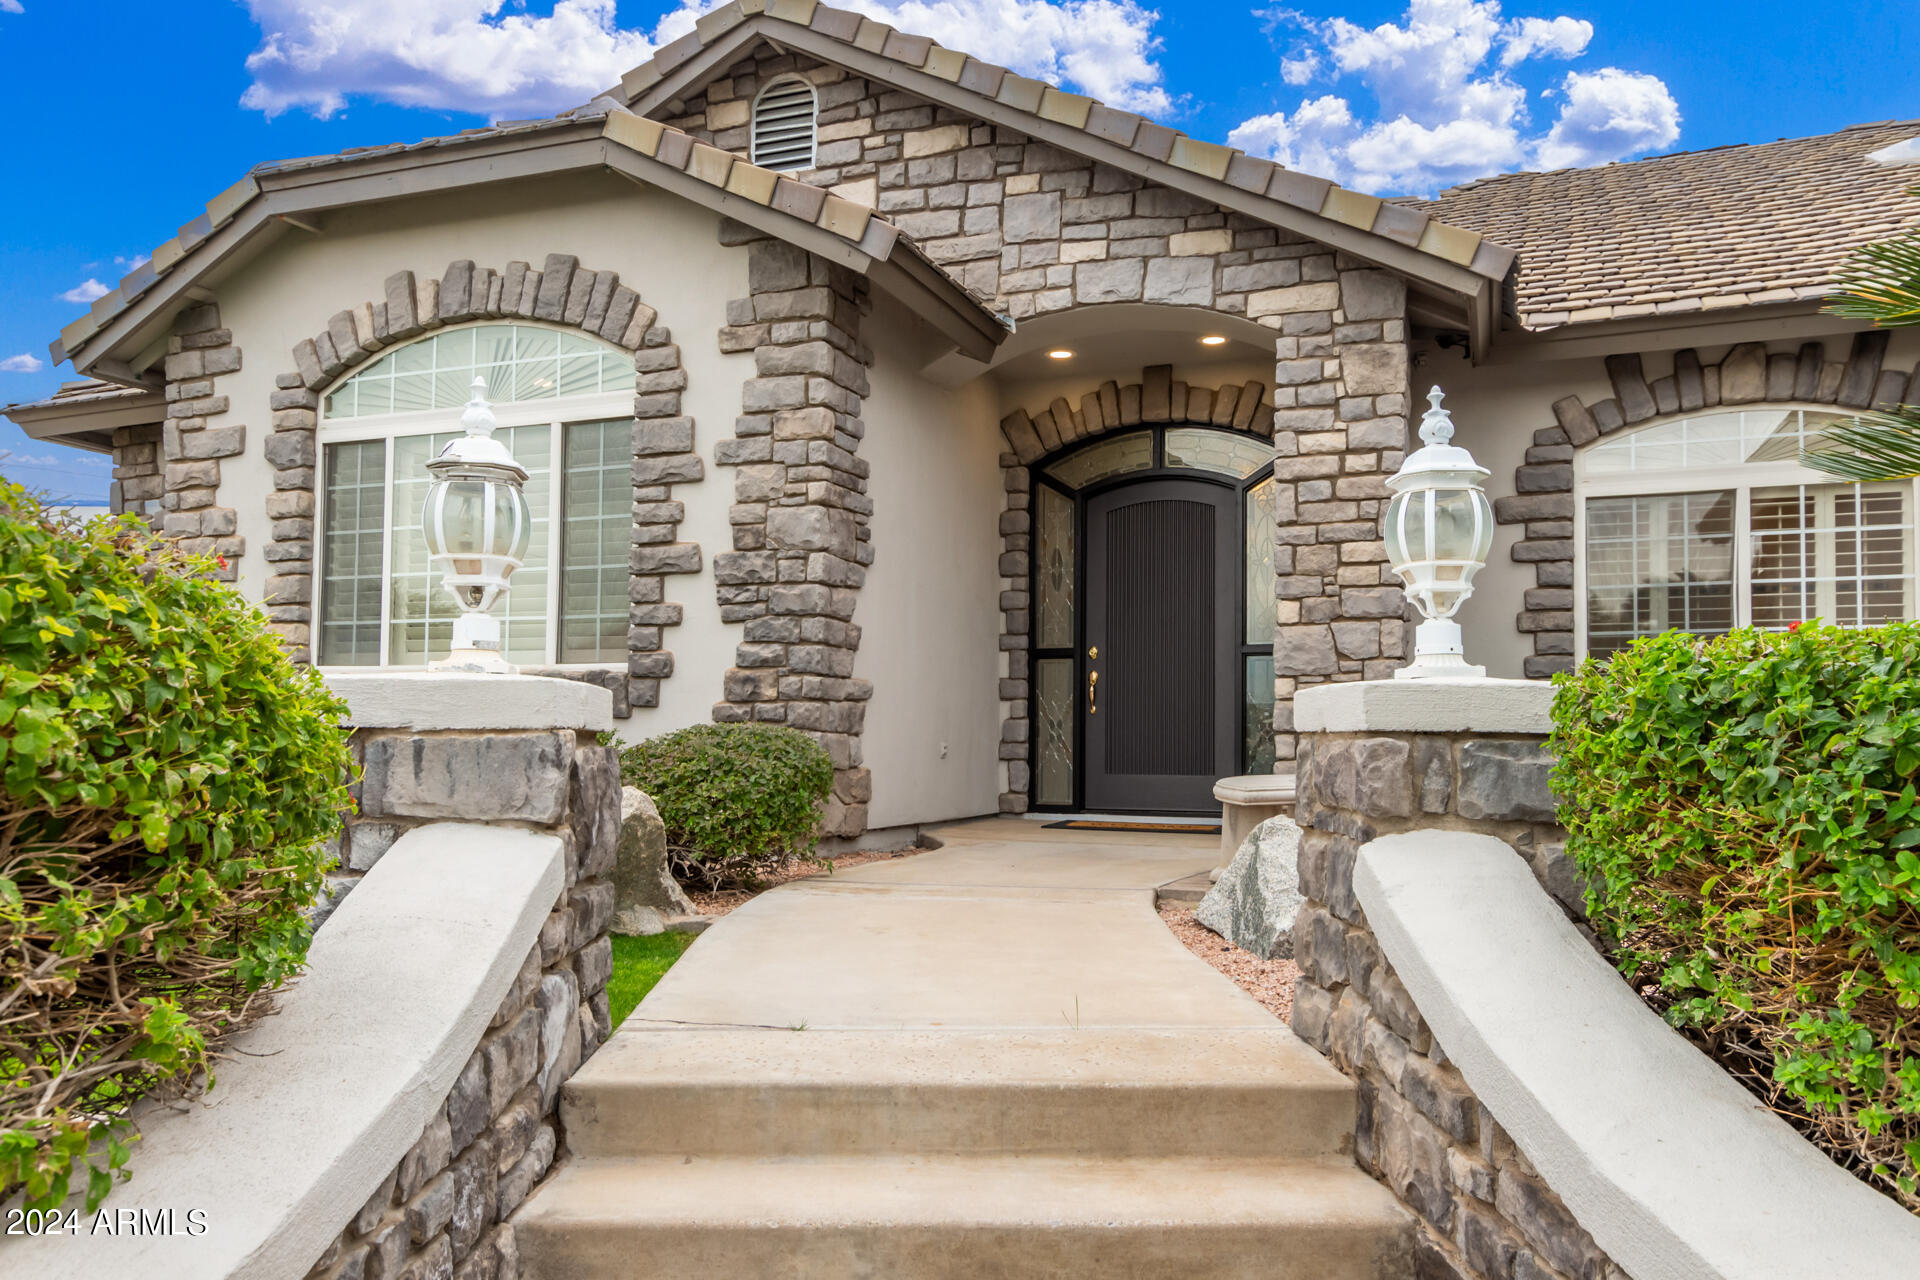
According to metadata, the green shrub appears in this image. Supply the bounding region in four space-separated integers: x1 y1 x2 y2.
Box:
0 487 352 1211
1552 621 1920 1208
620 723 833 887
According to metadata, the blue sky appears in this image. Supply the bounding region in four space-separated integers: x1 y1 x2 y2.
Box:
2 0 1915 502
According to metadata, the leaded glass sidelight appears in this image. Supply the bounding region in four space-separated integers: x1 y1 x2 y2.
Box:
1244 654 1276 774
1033 658 1075 805
1245 476 1276 645
1036 484 1075 648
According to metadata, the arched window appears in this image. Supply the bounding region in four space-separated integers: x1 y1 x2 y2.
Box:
1575 406 1917 657
750 76 818 172
315 322 637 669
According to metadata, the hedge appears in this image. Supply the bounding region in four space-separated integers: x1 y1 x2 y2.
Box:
620 723 833 888
0 488 352 1210
1552 621 1920 1209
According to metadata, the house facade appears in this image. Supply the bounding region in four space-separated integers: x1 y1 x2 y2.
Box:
9 2 1919 840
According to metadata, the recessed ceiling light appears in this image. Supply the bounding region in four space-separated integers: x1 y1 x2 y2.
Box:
1047 349 1075 360
1200 335 1228 346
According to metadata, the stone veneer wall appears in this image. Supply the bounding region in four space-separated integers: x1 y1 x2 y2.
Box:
269 254 701 713
664 44 1422 802
108 423 163 523
1289 723 1627 1280
1502 331 1918 678
153 303 247 583
303 730 619 1280
664 44 1336 322
711 225 877 838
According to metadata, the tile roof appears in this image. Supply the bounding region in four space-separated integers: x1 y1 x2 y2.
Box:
4 379 160 414
51 100 985 369
1418 119 1920 330
612 0 1515 286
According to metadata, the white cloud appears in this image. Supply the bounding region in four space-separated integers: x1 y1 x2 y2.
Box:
61 279 110 305
1534 67 1679 170
240 0 1170 120
0 1 23 15
1234 0 1677 195
114 253 151 270
240 0 656 118
0 354 43 373
1499 15 1589 66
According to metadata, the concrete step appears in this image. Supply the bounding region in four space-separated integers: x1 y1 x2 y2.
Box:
1154 871 1215 906
562 1028 1357 1161
515 1154 1414 1280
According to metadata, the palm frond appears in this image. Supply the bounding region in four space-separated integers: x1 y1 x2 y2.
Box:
1801 406 1920 482
1823 185 1920 328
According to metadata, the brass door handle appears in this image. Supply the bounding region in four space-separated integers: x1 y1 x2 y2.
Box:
1088 669 1099 715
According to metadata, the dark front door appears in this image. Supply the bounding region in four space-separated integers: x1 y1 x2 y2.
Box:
1083 479 1239 812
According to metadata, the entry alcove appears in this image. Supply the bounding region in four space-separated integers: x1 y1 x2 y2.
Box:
1030 424 1276 813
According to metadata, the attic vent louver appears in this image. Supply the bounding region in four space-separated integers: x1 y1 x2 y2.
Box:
751 77 818 172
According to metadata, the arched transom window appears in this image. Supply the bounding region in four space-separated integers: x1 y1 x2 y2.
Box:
1576 406 1917 657
316 322 637 669
750 76 818 172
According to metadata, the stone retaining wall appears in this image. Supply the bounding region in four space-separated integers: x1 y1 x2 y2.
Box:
710 225 877 838
303 727 619 1280
1289 709 1628 1280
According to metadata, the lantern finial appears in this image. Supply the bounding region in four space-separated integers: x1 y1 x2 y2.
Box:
460 376 496 438
1419 385 1455 447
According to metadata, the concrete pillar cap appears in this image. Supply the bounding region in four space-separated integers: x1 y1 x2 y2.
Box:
327 672 615 732
1294 676 1552 736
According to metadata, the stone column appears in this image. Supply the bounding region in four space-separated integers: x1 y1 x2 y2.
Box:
1258 262 1414 768
1287 677 1621 1280
304 671 620 1280
159 302 247 585
712 226 876 838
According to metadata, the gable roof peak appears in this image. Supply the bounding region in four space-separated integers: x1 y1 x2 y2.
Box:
608 0 1516 299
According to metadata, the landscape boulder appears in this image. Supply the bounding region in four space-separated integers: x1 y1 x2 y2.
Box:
1195 815 1304 959
611 786 695 935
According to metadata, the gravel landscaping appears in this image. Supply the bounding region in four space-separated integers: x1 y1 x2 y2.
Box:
1159 903 1298 1021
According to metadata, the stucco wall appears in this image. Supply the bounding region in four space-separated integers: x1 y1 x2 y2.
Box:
857 292 1005 828
199 170 752 734
1426 324 1920 680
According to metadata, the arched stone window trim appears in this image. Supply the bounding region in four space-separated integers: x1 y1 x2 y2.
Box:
1498 333 1916 677
267 253 702 718
994 364 1277 813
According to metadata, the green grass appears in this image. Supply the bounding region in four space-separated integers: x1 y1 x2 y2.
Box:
606 932 697 1029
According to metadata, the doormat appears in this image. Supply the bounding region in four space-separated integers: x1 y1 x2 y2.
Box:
1043 820 1221 833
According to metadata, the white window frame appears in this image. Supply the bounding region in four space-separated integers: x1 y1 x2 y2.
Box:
750 75 819 172
313 330 633 675
1572 403 1920 659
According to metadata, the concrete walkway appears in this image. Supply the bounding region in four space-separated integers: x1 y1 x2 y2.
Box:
628 816 1274 1032
514 817 1412 1279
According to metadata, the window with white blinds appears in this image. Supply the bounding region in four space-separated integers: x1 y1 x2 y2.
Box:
315 323 634 669
1576 407 1919 655
750 77 818 172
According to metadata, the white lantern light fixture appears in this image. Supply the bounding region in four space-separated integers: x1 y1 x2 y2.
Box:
420 377 531 674
1383 386 1495 679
